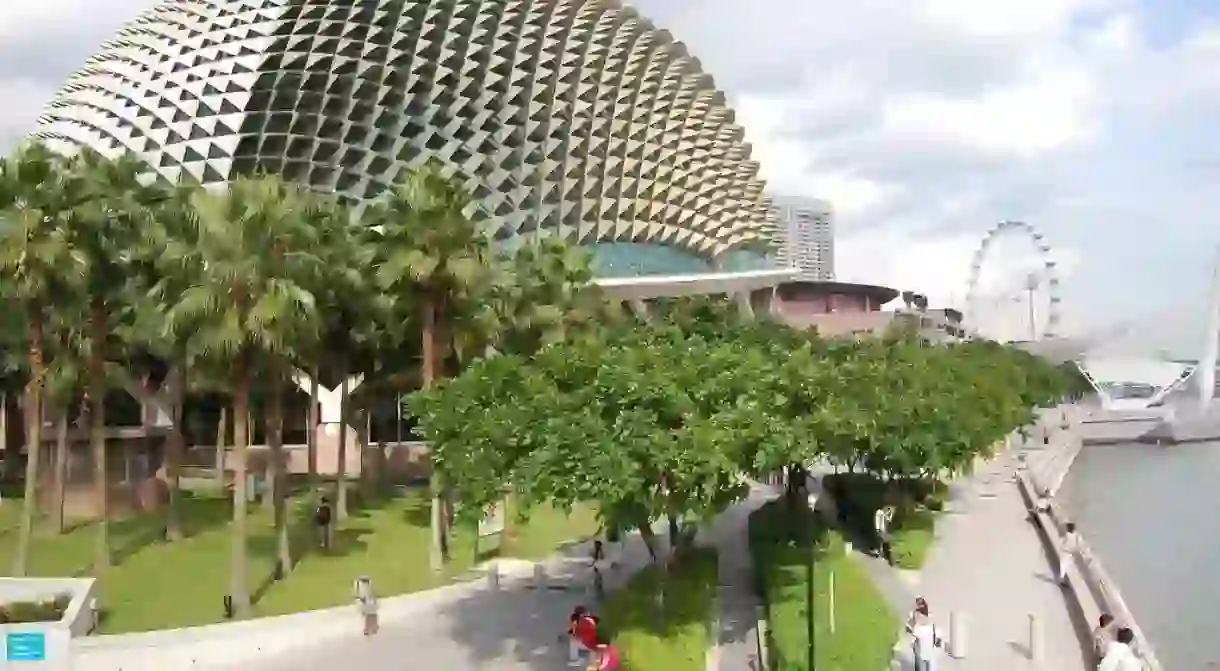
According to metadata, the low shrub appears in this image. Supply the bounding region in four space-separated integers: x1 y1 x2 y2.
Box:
600 547 719 671
0 594 71 624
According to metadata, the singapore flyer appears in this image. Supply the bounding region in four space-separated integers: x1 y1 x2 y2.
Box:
965 220 1062 342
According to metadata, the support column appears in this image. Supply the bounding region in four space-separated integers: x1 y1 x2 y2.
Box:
627 299 651 321
291 370 363 477
1199 249 1220 409
734 291 754 320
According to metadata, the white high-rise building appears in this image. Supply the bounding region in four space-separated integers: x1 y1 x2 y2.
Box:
769 196 834 280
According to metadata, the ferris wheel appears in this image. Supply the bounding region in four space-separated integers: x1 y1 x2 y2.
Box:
965 220 1062 341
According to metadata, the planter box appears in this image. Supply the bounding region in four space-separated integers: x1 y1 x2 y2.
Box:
0 578 96 670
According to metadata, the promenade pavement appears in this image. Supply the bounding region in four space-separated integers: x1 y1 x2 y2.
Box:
246 491 771 671
858 409 1095 671
696 483 780 671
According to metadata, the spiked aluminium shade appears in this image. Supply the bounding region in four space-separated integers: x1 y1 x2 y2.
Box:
34 0 778 259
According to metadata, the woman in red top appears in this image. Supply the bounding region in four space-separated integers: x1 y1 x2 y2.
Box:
567 606 599 664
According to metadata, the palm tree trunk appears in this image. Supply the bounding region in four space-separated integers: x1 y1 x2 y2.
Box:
262 404 275 517
165 360 186 541
306 369 319 499
89 301 110 572
214 406 227 490
423 299 445 572
13 315 46 577
1 393 14 484
335 371 350 520
51 410 69 534
268 377 290 577
230 359 252 618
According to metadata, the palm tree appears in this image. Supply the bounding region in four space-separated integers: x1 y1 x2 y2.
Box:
162 175 323 617
0 141 87 576
65 147 168 571
367 160 491 571
44 307 86 535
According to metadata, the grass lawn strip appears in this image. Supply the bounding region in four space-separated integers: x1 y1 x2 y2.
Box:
0 488 601 633
751 500 898 671
599 547 718 671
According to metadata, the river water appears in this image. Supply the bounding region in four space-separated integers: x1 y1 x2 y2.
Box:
1060 439 1220 670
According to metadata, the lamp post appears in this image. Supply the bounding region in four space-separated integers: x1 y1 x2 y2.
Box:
805 485 816 670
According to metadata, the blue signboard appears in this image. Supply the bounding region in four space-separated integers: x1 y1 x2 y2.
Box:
6 631 46 662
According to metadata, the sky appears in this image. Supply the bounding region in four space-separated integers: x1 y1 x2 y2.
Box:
2 0 1220 353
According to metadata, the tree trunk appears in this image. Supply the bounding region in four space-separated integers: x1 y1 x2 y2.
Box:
13 315 46 577
229 360 252 618
262 402 275 517
165 361 186 541
306 369 319 499
51 410 69 534
268 377 290 577
423 299 445 572
1 393 14 484
214 406 228 490
89 301 110 572
335 371 350 520
638 522 659 563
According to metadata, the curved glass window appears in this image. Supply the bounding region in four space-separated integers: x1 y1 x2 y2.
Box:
718 248 780 272
588 242 713 278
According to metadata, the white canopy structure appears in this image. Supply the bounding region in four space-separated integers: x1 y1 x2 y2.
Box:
1075 357 1196 411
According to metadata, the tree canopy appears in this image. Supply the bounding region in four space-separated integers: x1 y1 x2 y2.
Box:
410 297 1073 549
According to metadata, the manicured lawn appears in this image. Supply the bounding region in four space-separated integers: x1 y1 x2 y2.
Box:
0 487 600 633
751 501 898 671
600 547 718 671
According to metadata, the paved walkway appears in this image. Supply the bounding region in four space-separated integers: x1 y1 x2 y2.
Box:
245 531 658 671
247 493 771 671
696 483 779 671
870 409 1095 671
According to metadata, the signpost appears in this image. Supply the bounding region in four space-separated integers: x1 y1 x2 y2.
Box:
6 631 47 662
473 500 507 561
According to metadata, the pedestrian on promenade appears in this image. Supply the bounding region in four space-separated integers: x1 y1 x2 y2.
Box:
1097 627 1141 671
874 504 894 565
314 495 333 551
1029 488 1051 523
353 575 378 636
565 605 599 668
905 597 942 671
586 633 621 671
1093 613 1117 661
1059 522 1082 585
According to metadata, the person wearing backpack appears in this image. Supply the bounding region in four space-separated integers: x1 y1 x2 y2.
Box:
314 495 333 551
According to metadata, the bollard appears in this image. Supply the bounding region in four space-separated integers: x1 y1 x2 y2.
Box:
487 562 500 590
1028 613 1043 662
948 611 967 658
533 563 548 590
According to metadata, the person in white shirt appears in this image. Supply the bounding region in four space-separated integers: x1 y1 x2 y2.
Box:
1060 522 1081 585
1097 627 1143 671
873 505 894 565
905 597 941 671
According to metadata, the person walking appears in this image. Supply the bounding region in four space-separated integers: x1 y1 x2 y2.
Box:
1092 613 1118 662
314 495 333 551
1059 522 1082 585
905 597 942 671
1097 627 1142 671
874 504 894 565
353 575 378 636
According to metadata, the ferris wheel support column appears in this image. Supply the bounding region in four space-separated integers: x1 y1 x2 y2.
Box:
1198 249 1220 409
